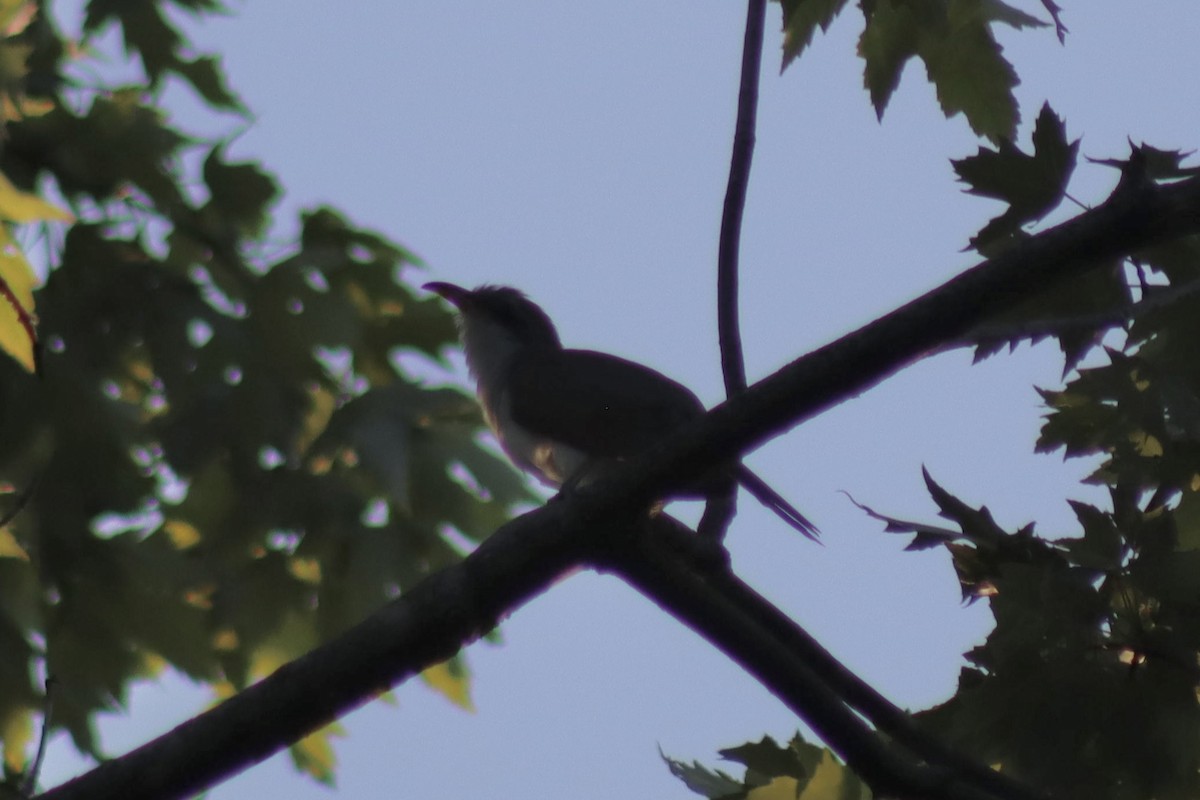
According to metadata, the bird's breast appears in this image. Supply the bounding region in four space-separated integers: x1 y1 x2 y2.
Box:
485 390 588 488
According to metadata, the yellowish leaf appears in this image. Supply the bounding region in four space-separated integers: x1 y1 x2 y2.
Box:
0 170 71 223
798 751 871 800
344 280 371 316
287 556 321 584
211 681 237 700
290 722 344 785
127 356 154 383
212 629 239 651
421 658 474 711
0 40 30 84
0 1 35 36
0 527 27 560
138 652 168 679
183 584 215 609
5 94 53 118
0 226 36 371
163 518 201 549
248 611 316 680
1 706 31 773
747 776 799 800
295 383 335 456
1130 430 1164 457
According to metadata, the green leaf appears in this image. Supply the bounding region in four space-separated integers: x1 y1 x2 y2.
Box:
954 103 1078 252
0 2 531 788
857 0 920 120
919 9 1019 142
858 0 1047 140
670 734 868 800
845 491 964 550
83 0 184 81
780 0 851 69
1092 144 1200 182
1059 500 1124 570
720 735 807 782
202 146 279 237
172 55 246 112
662 750 746 799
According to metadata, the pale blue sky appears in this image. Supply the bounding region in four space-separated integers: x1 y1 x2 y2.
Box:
38 2 1200 798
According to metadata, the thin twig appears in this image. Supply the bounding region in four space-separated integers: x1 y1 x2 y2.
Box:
702 0 768 541
23 677 56 798
717 0 766 397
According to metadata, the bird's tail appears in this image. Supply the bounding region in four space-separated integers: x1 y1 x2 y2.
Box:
735 465 820 542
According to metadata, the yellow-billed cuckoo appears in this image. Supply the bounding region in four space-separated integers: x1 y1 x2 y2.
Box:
424 282 818 540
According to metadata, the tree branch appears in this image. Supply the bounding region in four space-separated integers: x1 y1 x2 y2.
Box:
600 517 1045 800
37 170 1200 800
716 0 765 397
702 0 767 541
36 507 585 800
599 171 1200 506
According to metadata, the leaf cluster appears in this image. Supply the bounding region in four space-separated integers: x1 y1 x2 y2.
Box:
678 5 1200 796
864 142 1200 796
0 0 532 783
780 0 1050 142
663 734 869 800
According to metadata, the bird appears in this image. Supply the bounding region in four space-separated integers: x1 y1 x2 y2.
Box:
424 282 818 540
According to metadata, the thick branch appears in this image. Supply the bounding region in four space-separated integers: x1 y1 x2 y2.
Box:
38 173 1200 800
605 517 1043 800
37 508 584 800
601 520 1043 800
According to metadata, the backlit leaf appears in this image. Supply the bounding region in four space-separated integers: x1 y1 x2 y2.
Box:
954 103 1078 251
0 706 30 772
421 657 474 711
289 723 344 786
780 0 851 69
0 171 72 223
0 226 36 371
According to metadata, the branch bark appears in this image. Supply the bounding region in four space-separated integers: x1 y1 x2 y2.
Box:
37 507 585 800
600 518 1045 800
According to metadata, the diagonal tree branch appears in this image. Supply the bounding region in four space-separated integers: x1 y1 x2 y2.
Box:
37 507 585 800
605 516 1045 800
600 518 1046 800
600 169 1200 506
37 169 1200 800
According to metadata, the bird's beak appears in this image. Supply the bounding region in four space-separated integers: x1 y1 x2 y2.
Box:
423 281 471 308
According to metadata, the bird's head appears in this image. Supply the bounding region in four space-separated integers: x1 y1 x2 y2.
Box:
424 282 562 350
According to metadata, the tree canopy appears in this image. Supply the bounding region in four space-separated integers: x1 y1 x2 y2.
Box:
0 2 1198 800
0 0 535 784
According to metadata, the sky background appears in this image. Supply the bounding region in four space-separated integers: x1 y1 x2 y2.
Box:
37 1 1200 798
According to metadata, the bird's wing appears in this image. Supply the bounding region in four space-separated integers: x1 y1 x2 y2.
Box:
506 348 704 458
